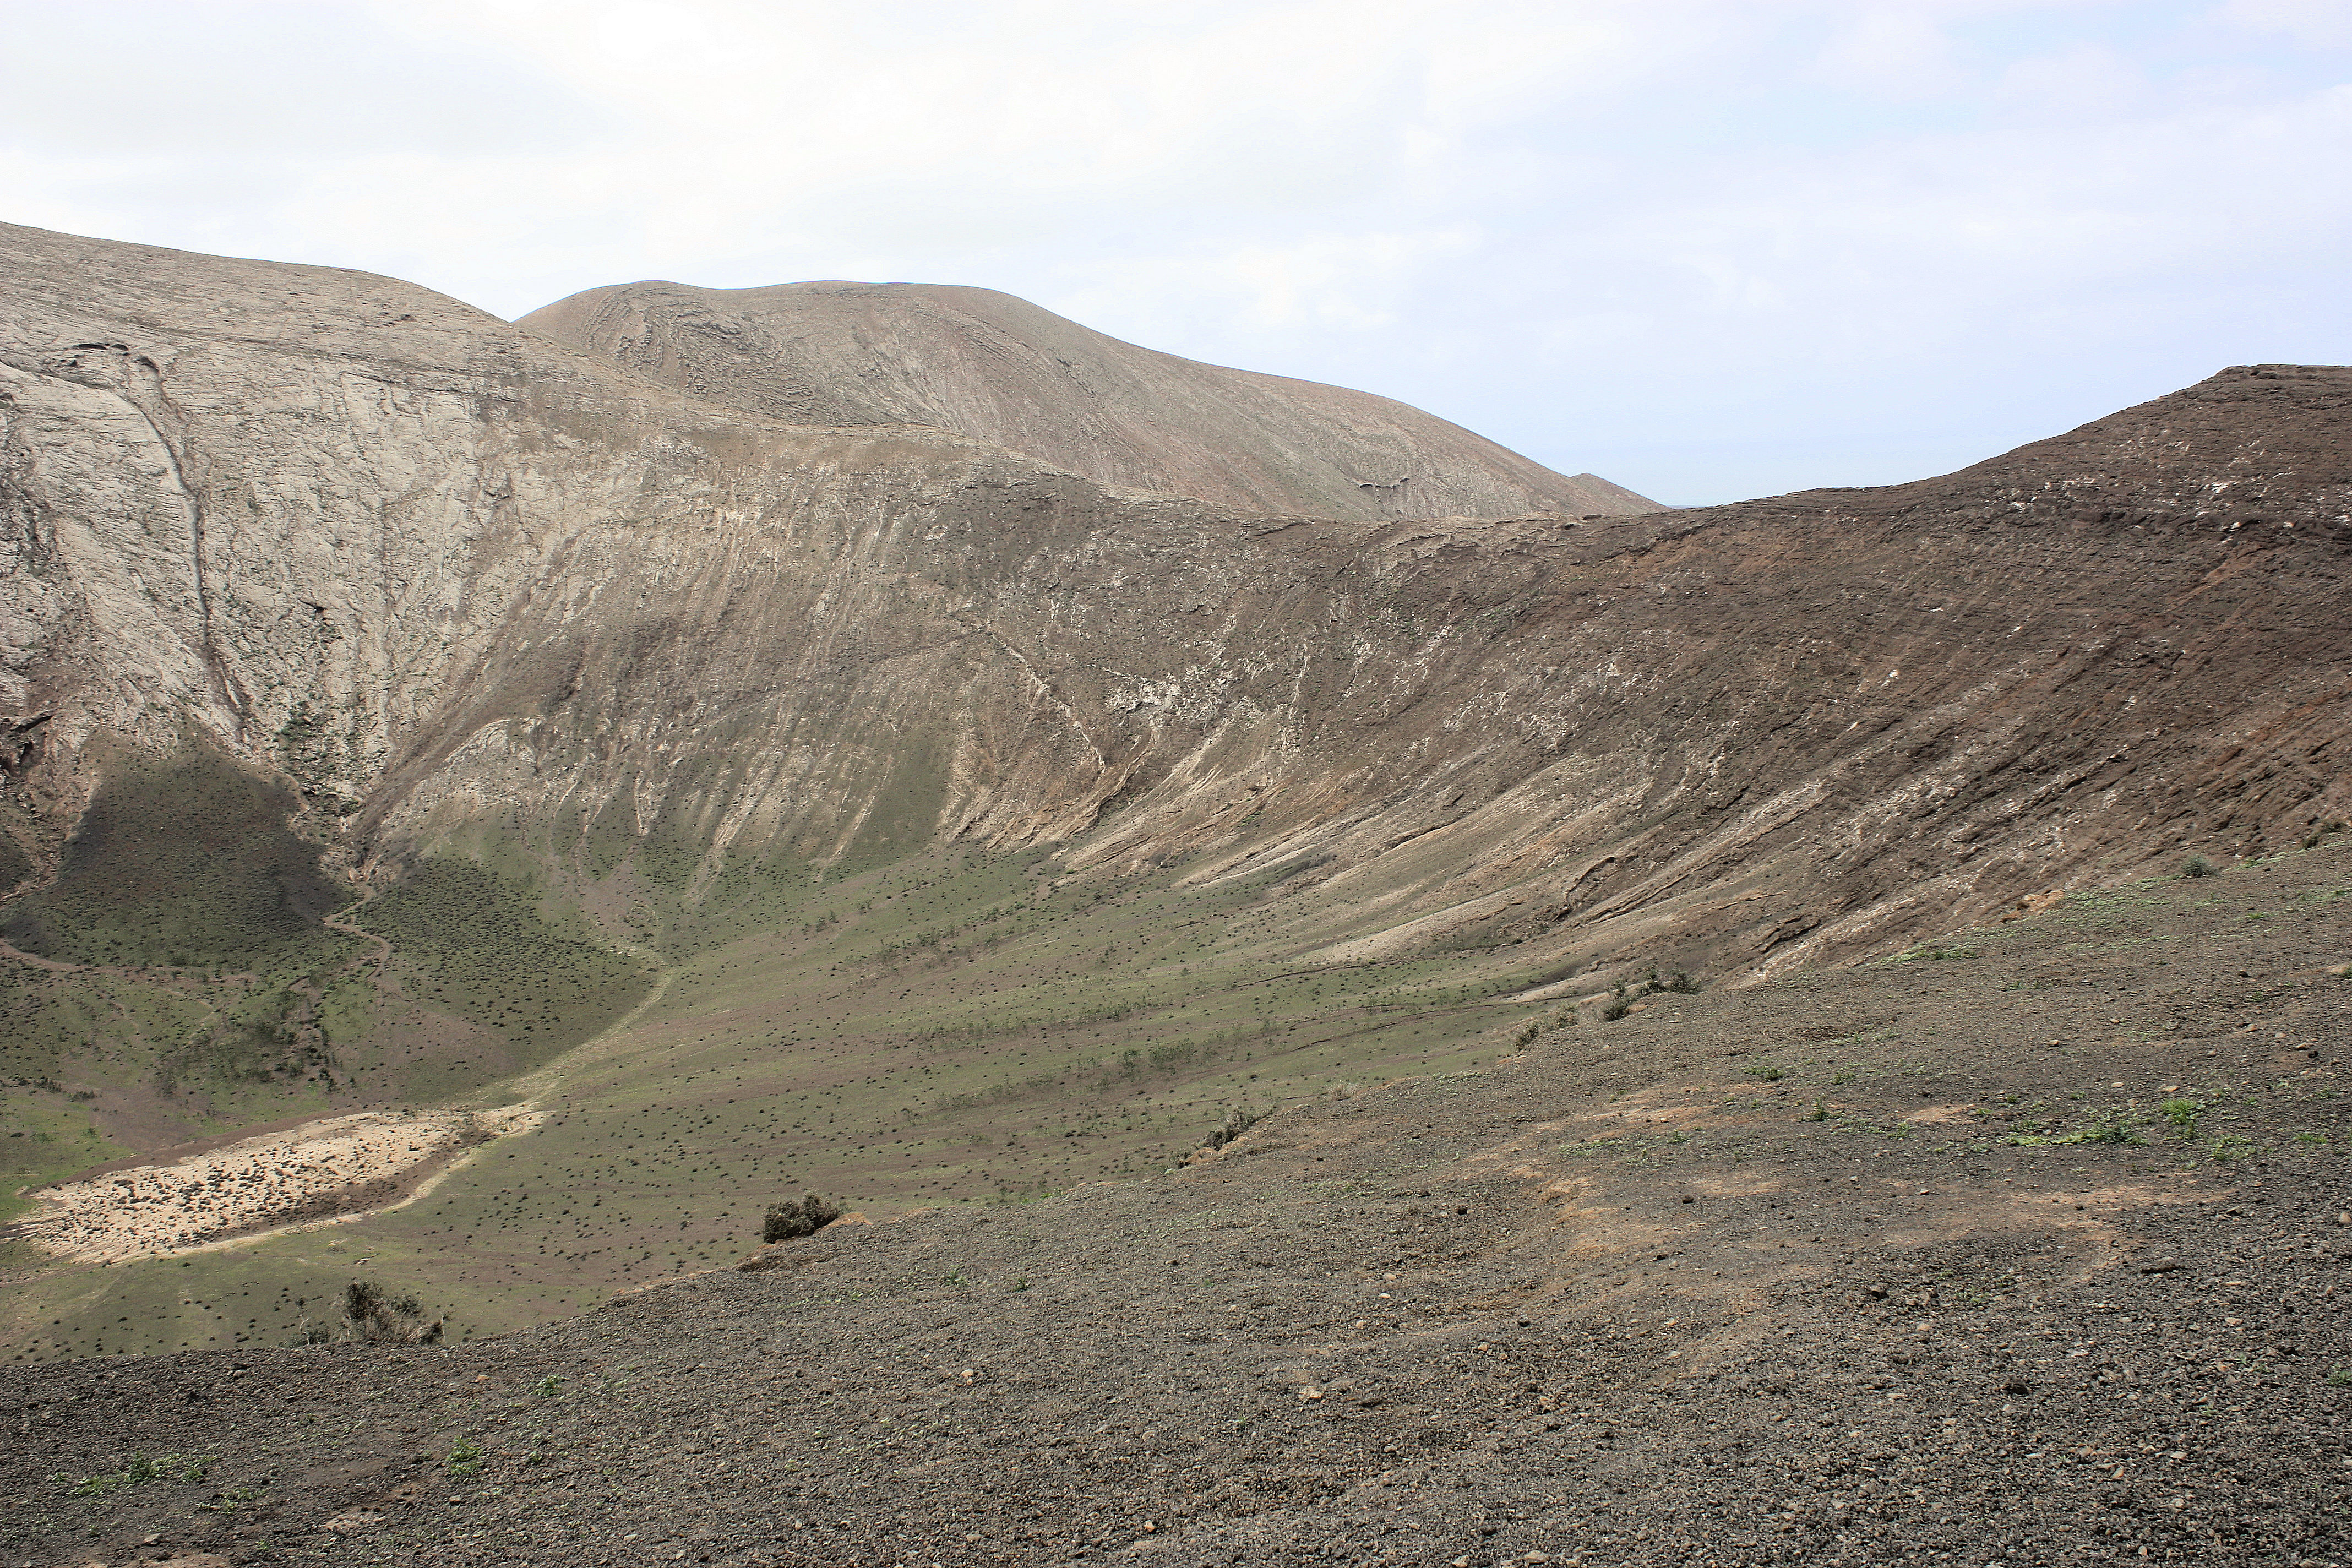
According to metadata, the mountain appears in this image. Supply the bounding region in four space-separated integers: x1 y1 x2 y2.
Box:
0 219 2348 1368
516 278 1658 521
2 216 2342 995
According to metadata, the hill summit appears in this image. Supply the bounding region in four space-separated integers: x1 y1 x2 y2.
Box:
518 278 1656 520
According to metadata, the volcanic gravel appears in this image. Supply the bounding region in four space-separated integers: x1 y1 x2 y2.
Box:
8 842 2351 1567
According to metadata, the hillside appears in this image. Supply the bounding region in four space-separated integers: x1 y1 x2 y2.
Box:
4 835 2349 1565
516 279 1657 521
0 219 2348 1387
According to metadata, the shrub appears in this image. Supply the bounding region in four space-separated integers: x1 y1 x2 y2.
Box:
2183 856 2217 879
2160 1097 2203 1137
61 1452 211 1496
1203 1106 1261 1150
1657 972 1701 994
341 1280 444 1344
761 1191 843 1242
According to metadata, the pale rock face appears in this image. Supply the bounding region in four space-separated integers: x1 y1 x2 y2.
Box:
518 279 1661 523
2 219 2346 979
0 225 569 814
0 357 224 726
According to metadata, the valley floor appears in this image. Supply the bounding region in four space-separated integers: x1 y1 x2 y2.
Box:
5 841 2350 1565
7 1106 529 1265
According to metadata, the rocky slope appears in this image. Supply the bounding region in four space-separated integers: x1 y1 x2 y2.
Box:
3 223 2351 1539
517 279 1657 521
3 220 2345 1004
6 832 2349 1566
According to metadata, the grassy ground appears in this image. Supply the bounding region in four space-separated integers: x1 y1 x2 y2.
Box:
1 840 1546 1358
7 836 2349 1567
0 742 342 971
20 779 2337 1369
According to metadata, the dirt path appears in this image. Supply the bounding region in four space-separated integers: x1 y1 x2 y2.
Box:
495 952 678 1107
0 934 257 990
320 893 396 986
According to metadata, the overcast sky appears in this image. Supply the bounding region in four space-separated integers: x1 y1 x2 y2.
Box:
4 0 2348 504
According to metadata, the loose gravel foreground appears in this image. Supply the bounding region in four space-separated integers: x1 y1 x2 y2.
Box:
7 841 2351 1567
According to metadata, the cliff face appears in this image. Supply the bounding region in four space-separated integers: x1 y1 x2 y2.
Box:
516 279 1658 522
2 219 2347 990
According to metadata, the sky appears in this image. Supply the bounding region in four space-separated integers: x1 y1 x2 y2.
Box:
2 0 2348 505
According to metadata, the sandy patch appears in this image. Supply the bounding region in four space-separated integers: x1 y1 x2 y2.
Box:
10 1106 538 1264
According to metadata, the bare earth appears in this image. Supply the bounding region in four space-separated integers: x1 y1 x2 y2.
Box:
4 842 2349 1565
10 1106 537 1264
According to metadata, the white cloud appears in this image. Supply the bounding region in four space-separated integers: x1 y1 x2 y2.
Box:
0 0 2345 503
2220 0 2352 47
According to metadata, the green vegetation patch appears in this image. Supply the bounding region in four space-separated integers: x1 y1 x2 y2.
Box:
0 829 30 895
356 858 655 1058
0 743 342 970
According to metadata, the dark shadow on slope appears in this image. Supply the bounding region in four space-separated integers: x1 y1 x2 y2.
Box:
0 743 344 971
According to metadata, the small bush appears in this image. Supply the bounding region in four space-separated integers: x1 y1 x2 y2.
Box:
1657 972 1701 994
2183 856 2217 879
761 1191 844 1242
1203 1106 1261 1150
61 1452 211 1496
341 1280 444 1344
2160 1097 2203 1137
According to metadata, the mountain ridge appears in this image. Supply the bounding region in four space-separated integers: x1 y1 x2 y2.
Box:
0 217 2343 993
0 220 2348 1378
517 277 1659 521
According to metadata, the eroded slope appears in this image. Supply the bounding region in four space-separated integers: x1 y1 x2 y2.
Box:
518 278 1657 521
4 222 2346 1005
6 835 2349 1565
